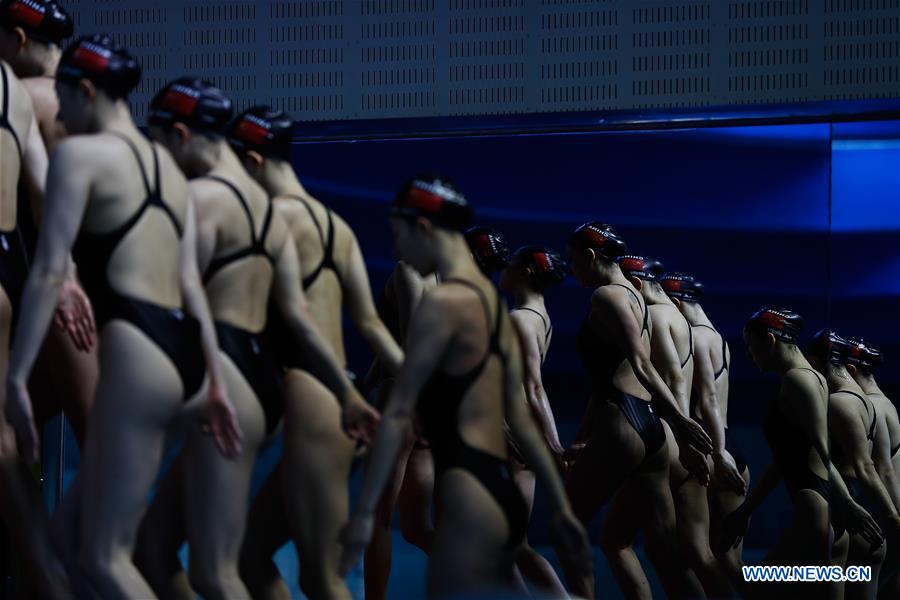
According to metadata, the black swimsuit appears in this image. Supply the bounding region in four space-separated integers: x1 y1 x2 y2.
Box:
0 64 29 325
201 176 282 434
72 134 205 400
416 279 528 553
268 195 342 371
687 324 748 473
515 306 552 364
762 368 831 504
290 194 343 291
576 283 666 461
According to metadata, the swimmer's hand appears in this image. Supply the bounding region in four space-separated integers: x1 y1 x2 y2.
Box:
678 441 711 485
4 378 39 463
563 442 585 468
54 278 96 352
199 384 243 459
843 499 883 550
341 393 381 445
673 415 713 455
715 503 750 555
713 450 747 495
549 510 592 580
338 511 374 578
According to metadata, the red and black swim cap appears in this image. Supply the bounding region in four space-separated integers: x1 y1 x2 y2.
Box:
512 245 568 291
568 222 627 262
227 105 293 161
149 77 233 136
659 272 704 302
0 0 72 45
465 226 509 275
845 337 884 374
745 307 804 345
57 34 140 99
618 255 665 281
392 174 473 231
807 329 855 366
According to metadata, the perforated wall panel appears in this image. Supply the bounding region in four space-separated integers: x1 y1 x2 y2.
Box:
61 0 900 123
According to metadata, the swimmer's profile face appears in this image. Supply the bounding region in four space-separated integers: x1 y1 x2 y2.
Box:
390 216 431 276
0 27 21 62
567 244 594 288
743 328 772 372
55 79 91 134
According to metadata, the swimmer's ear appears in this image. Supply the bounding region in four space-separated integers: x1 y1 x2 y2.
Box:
586 247 597 264
846 363 858 377
671 296 682 308
245 150 264 171
78 78 96 102
172 122 192 143
413 215 433 237
628 275 643 291
11 27 26 52
765 332 777 348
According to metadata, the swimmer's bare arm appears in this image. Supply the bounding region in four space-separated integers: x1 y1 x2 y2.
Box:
510 311 564 457
343 233 403 375
649 321 688 413
394 261 426 344
339 290 454 575
271 225 377 437
5 137 91 460
504 315 592 575
595 289 712 454
181 195 242 456
831 394 900 524
872 414 900 513
784 371 883 544
694 341 745 492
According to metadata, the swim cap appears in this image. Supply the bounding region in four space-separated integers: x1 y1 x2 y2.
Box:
659 272 704 302
845 337 884 374
148 77 233 136
391 174 473 231
0 0 71 45
512 245 568 291
56 34 140 99
745 307 804 345
465 226 509 275
618 255 665 281
807 329 854 367
568 222 627 262
227 105 293 161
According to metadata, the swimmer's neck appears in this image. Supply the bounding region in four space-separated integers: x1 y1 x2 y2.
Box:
262 160 310 200
827 366 866 395
639 283 674 308
13 45 60 79
513 288 544 311
435 238 483 284
679 301 713 329
854 374 882 396
206 140 248 179
775 344 812 374
96 102 141 137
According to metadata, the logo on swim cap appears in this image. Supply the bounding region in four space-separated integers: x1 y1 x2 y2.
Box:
534 251 551 273
408 179 464 213
758 311 786 331
71 43 112 74
233 114 271 146
8 0 44 28
158 84 201 118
